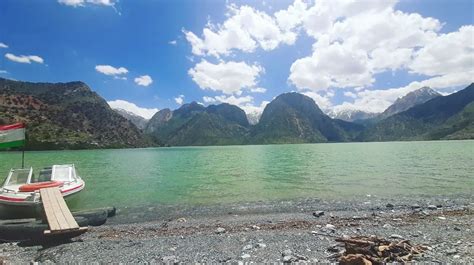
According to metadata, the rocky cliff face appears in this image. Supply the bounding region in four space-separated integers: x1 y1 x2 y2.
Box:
0 78 151 149
379 87 441 119
113 108 149 130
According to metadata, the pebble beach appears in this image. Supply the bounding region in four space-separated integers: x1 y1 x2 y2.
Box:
1 195 473 263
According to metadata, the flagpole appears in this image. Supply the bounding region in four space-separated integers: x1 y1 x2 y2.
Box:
22 148 25 168
22 124 26 168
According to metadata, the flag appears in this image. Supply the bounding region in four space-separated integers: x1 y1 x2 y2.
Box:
0 123 26 149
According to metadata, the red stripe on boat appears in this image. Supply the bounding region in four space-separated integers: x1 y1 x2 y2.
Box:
61 183 84 194
0 123 25 131
0 195 26 202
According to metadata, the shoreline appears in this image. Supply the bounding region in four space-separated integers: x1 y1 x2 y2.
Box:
1 195 473 263
1 139 473 153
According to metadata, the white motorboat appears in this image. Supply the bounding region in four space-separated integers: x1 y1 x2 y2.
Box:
0 164 85 207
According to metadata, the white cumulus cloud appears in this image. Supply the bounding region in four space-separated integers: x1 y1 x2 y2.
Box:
189 60 264 95
174 95 185 105
0 43 8 48
58 0 116 7
95 65 128 76
184 0 473 116
409 25 474 76
134 75 153 86
5 53 44 64
108 100 158 119
184 4 298 57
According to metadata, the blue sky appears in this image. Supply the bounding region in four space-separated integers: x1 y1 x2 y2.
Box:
0 0 472 119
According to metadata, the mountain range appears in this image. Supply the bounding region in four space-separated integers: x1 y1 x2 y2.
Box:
359 83 474 141
1 77 472 149
331 86 442 122
0 78 150 149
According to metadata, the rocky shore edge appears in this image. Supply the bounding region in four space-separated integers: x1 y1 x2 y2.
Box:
1 196 473 263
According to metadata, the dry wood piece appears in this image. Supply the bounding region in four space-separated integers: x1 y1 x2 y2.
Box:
334 236 428 264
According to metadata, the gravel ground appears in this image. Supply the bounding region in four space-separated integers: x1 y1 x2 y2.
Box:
1 195 473 263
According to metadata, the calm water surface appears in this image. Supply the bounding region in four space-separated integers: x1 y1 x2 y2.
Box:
0 141 473 211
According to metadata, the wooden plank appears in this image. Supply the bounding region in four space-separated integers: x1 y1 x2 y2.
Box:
50 189 70 230
40 187 80 233
40 188 61 231
52 188 79 230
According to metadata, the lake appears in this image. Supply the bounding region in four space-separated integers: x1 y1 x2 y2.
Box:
0 141 473 211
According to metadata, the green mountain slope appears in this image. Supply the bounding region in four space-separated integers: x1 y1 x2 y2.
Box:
250 93 363 144
146 102 250 146
359 83 474 141
0 78 151 149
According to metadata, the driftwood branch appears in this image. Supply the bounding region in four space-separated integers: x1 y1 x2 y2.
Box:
332 236 428 264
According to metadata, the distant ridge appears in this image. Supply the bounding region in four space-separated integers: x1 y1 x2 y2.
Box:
359 83 474 141
113 108 149 130
379 87 441 119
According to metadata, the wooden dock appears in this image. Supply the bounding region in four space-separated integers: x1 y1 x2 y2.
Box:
40 187 87 235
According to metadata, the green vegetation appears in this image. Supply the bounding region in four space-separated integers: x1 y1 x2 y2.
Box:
146 102 249 146
0 78 152 150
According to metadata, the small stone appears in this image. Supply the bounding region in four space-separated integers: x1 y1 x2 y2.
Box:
313 211 325 217
411 204 421 209
428 205 437 210
256 243 267 248
453 255 461 259
436 204 443 208
282 249 292 256
386 203 394 208
454 227 461 231
282 255 293 263
325 224 336 229
327 244 340 252
162 255 177 263
241 254 251 259
215 227 226 234
243 244 253 251
382 224 392 228
438 216 446 220
251 225 260 230
352 216 362 220
446 249 457 255
390 234 404 239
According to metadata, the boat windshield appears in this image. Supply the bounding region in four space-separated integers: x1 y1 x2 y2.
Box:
31 167 52 183
52 165 73 182
5 168 31 186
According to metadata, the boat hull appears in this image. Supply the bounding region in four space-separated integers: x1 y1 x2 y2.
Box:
0 182 85 219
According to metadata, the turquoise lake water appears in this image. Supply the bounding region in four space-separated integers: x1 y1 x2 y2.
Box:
0 141 473 211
